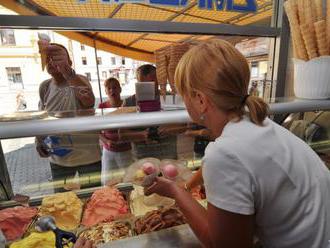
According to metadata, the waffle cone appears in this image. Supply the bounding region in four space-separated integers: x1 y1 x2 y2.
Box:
293 27 309 60
314 20 329 55
39 47 47 71
301 23 318 59
297 0 306 24
314 0 323 20
318 49 329 56
304 0 316 24
327 0 330 45
168 43 190 86
285 1 308 60
155 48 169 92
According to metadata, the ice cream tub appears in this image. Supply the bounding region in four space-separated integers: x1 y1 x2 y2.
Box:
129 184 175 217
81 187 132 228
77 220 134 247
293 56 330 99
38 191 84 232
0 206 38 243
160 159 192 183
133 206 186 235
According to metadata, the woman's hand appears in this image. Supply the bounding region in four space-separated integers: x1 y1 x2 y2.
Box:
144 177 178 199
74 237 93 248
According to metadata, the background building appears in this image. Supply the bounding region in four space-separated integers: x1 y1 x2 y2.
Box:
0 6 143 114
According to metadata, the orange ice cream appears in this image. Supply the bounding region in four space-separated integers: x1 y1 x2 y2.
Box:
82 187 129 227
0 206 37 241
39 191 83 231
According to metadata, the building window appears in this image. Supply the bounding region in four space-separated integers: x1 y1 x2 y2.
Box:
6 67 22 84
82 57 87 65
102 71 107 78
97 57 102 65
251 61 259 78
80 44 85 51
85 72 91 81
121 57 125 65
111 57 116 65
0 30 16 45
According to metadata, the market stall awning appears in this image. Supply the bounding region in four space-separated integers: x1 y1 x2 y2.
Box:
1 0 273 62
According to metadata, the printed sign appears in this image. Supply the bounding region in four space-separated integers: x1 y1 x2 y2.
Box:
78 0 257 12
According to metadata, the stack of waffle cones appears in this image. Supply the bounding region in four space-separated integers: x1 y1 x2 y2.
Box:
155 47 170 96
154 43 191 96
284 0 330 61
168 43 191 94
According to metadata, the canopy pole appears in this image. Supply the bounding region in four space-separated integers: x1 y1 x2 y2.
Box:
93 37 103 106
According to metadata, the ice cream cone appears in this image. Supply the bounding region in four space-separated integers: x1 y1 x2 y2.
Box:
155 48 168 95
285 1 308 60
301 23 318 59
327 0 330 46
304 0 316 24
297 0 306 24
37 33 50 71
168 43 190 87
314 0 323 21
314 20 329 55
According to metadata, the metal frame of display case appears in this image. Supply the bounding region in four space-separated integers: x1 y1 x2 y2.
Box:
1 100 330 139
0 14 280 36
0 0 300 201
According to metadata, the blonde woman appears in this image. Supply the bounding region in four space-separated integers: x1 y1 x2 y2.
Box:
145 40 330 247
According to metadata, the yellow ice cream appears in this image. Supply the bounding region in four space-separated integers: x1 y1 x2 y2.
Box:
10 231 55 248
130 185 174 216
39 191 83 230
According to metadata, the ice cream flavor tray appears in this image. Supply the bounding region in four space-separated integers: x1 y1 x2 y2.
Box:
3 187 133 247
2 178 191 247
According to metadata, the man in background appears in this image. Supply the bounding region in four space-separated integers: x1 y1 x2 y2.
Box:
35 43 101 188
123 64 178 159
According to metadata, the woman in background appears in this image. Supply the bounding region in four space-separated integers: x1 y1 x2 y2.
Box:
99 78 133 185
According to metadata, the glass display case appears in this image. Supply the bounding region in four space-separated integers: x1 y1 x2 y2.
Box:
0 99 330 248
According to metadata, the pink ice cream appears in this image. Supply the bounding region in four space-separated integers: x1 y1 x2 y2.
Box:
0 206 37 241
82 187 129 227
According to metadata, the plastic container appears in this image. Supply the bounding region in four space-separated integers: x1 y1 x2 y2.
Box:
123 158 160 186
293 56 330 99
160 159 192 183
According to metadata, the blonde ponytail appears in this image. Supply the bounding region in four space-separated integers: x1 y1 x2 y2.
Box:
175 39 269 125
244 95 269 125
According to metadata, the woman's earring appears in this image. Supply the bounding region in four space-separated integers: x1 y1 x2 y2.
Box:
200 113 205 121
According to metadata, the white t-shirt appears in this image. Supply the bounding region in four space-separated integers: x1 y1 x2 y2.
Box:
203 117 330 248
38 77 101 167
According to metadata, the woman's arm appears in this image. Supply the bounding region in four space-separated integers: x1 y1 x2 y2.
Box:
185 167 203 191
145 177 254 248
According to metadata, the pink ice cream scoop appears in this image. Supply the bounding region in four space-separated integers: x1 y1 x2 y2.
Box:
142 162 157 175
162 164 178 179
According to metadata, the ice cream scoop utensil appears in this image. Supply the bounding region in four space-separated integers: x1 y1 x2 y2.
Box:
141 173 158 187
35 216 77 248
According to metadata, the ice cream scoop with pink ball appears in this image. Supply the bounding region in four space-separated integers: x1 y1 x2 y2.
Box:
162 164 178 179
142 162 157 175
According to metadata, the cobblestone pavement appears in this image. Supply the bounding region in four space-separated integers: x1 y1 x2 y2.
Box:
2 134 195 198
3 139 54 197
